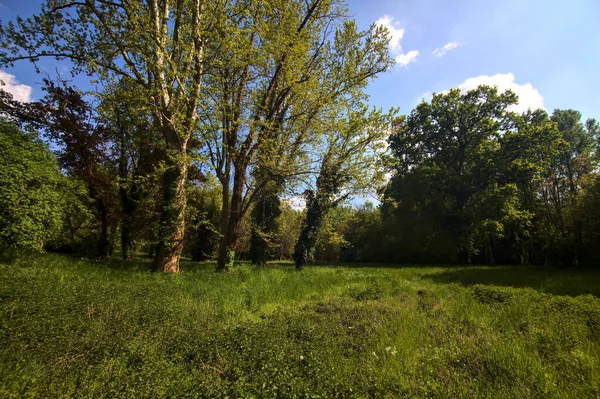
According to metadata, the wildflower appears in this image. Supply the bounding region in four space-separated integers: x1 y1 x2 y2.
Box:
299 355 304 360
385 346 391 352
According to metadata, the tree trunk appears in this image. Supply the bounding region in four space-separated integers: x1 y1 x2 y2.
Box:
96 199 110 259
216 163 246 272
119 137 135 260
121 204 134 260
153 150 188 273
294 190 328 270
217 176 231 265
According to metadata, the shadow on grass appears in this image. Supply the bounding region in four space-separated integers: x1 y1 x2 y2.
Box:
259 260 418 269
55 254 600 298
422 265 600 297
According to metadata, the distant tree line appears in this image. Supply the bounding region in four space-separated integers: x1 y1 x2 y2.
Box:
319 88 600 267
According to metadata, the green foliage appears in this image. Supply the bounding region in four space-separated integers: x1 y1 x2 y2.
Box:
44 178 97 256
267 200 304 261
314 205 353 261
1 79 119 258
338 202 387 262
98 76 163 259
250 193 282 266
293 190 328 268
0 118 67 254
536 109 599 266
185 183 222 261
1 254 600 397
384 87 574 265
294 103 395 268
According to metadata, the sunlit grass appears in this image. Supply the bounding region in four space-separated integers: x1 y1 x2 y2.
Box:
1 254 599 397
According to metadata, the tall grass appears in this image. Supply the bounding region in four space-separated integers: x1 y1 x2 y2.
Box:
1 254 599 398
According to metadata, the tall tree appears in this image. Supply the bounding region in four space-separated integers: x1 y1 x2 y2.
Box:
495 109 564 264
294 104 393 269
1 0 216 272
249 190 282 265
386 86 520 264
185 180 221 261
540 110 599 265
199 1 393 271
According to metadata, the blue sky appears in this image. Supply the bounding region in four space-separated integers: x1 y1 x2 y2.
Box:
1 0 599 120
348 0 599 119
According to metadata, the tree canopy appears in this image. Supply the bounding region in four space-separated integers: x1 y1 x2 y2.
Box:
0 118 68 254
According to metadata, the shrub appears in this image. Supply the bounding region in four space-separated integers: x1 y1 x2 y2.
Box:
0 118 67 255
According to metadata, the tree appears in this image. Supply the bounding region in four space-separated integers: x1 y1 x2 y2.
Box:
199 1 393 271
249 191 282 265
386 86 521 264
339 202 384 262
271 199 304 260
98 77 163 260
580 175 600 265
494 109 564 264
294 104 393 268
1 0 216 272
538 110 598 265
0 117 67 255
185 180 221 261
1 81 117 258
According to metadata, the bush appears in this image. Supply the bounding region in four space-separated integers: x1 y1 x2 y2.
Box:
0 118 67 254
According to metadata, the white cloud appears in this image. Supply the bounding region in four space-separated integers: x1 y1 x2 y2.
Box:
415 91 433 105
374 15 419 68
374 15 405 53
0 70 33 102
432 41 461 58
455 73 544 113
395 50 419 67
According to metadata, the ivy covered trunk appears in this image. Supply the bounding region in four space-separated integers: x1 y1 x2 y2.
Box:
249 191 282 266
294 156 342 269
293 190 329 269
216 163 247 272
153 146 188 273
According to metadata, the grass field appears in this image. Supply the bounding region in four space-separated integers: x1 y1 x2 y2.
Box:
1 254 599 398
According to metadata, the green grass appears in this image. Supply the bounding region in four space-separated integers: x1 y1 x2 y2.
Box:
1 254 599 398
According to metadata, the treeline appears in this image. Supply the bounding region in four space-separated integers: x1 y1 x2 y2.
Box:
382 88 600 267
1 1 599 269
2 86 599 267
313 88 600 267
0 0 394 271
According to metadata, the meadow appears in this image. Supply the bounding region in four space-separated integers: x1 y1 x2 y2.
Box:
1 254 599 398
